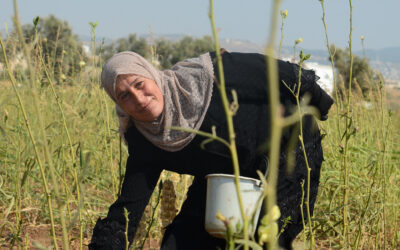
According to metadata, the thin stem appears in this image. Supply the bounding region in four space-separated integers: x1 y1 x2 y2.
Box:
361 37 366 59
209 1 248 248
353 160 377 249
378 81 388 249
300 180 306 244
118 135 123 196
15 134 22 250
296 54 315 249
278 11 286 59
102 90 118 196
264 0 283 249
123 208 130 250
11 1 70 248
92 24 117 197
170 126 230 149
139 180 163 250
0 36 59 250
342 0 354 246
39 48 84 248
319 0 340 139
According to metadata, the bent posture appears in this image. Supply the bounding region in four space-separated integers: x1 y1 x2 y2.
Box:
90 51 333 249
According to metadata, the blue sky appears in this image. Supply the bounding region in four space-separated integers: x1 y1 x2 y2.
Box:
1 0 399 50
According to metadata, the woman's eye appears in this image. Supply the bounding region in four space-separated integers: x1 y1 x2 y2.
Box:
120 93 128 100
135 81 144 88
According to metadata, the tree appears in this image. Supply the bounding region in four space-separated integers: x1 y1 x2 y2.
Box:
330 45 378 96
101 35 214 70
153 39 174 69
1 15 85 78
169 35 214 66
35 15 85 78
102 34 150 62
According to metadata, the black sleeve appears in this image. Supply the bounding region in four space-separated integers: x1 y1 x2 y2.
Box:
89 148 163 249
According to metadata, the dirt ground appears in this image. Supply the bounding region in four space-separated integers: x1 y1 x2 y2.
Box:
1 223 91 249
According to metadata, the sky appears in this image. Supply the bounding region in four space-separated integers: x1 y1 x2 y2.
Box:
1 0 399 51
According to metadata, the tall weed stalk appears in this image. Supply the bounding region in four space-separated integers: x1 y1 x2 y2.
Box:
7 1 70 248
263 0 282 249
209 0 249 248
0 37 61 249
296 51 315 249
342 0 354 245
39 45 84 250
319 0 341 138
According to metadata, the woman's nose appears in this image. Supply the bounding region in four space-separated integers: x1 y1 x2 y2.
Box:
129 87 146 105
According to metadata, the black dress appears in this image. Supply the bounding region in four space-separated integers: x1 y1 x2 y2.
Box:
89 52 334 250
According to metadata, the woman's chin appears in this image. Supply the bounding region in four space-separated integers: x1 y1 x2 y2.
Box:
134 111 162 122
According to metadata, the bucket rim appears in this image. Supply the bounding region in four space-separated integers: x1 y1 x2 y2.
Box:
205 173 262 186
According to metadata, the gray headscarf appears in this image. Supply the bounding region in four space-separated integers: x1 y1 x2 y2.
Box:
101 51 214 152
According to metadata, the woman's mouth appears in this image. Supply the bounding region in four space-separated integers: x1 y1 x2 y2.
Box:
138 101 151 112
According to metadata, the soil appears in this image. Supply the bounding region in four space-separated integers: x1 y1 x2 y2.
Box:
1 223 91 250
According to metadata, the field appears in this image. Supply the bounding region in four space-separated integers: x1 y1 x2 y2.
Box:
2 66 399 250
1 1 400 249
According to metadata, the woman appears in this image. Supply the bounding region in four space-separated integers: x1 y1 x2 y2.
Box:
89 50 333 250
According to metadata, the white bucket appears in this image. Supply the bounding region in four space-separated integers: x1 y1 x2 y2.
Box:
205 174 264 238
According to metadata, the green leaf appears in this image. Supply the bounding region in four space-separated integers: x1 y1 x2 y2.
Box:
33 16 40 27
89 21 98 29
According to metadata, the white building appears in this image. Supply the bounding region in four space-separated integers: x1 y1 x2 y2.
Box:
281 57 335 95
304 62 334 94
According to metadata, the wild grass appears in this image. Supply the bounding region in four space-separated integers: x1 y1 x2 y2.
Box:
311 83 400 249
0 1 399 250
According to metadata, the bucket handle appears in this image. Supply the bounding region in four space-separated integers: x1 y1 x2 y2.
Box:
256 156 269 187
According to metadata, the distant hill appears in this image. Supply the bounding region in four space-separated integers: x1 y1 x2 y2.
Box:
80 34 400 84
364 47 400 64
218 39 400 83
220 40 400 83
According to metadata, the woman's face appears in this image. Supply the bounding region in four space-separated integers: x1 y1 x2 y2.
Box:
115 74 164 121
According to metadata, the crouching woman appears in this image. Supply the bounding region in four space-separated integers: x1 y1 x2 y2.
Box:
89 50 333 249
